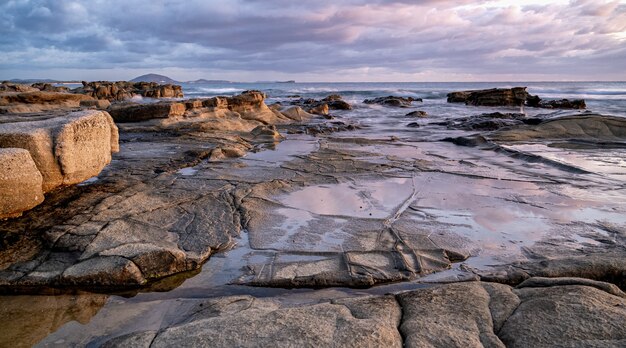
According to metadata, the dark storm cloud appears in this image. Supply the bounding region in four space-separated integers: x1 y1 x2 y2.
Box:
1 0 625 80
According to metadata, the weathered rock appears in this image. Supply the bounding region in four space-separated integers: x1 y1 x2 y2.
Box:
517 277 625 298
249 125 284 143
500 285 626 347
447 87 528 106
490 114 626 143
108 102 186 123
406 122 420 128
321 95 353 110
72 81 183 101
307 103 329 115
279 106 315 121
107 295 402 348
0 110 119 192
363 96 421 107
397 282 505 347
0 82 39 93
31 83 69 93
79 99 111 110
406 110 428 117
291 94 352 112
539 98 586 109
0 148 44 219
0 91 94 114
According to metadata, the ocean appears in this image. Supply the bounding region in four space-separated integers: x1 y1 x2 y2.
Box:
180 81 626 118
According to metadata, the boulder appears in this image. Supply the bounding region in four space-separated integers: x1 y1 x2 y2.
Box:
363 96 422 107
0 148 44 219
0 110 119 192
279 106 315 121
79 99 111 110
291 94 352 111
321 95 353 110
447 87 528 106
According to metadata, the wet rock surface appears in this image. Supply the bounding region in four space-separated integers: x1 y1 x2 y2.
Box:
447 87 587 109
363 95 422 107
0 86 625 346
95 280 626 347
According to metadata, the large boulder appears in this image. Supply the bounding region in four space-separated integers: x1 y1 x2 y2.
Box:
447 87 528 106
0 148 44 219
0 110 119 192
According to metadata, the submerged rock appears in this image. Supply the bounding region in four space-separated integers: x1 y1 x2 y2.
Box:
290 94 353 114
406 110 428 117
363 96 422 107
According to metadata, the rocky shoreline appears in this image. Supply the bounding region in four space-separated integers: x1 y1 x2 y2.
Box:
0 82 625 346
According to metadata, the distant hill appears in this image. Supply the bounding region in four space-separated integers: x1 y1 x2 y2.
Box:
130 74 179 84
186 79 232 84
7 78 59 84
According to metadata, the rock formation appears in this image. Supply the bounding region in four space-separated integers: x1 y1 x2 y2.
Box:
363 96 422 107
71 81 183 101
0 91 95 114
98 279 626 347
447 87 528 106
0 110 119 218
447 87 586 109
0 148 44 219
290 94 353 114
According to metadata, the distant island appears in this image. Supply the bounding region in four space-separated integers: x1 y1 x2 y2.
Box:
130 73 179 84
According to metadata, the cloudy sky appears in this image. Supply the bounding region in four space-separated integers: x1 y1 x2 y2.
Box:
1 0 625 82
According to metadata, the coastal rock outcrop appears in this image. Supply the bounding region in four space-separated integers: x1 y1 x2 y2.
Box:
109 90 290 132
363 96 422 107
98 279 626 347
447 87 586 109
0 91 94 114
0 148 44 219
0 110 119 192
490 114 626 143
290 94 353 114
72 81 183 101
447 87 528 106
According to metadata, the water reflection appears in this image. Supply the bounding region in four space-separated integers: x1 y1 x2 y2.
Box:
0 293 107 348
